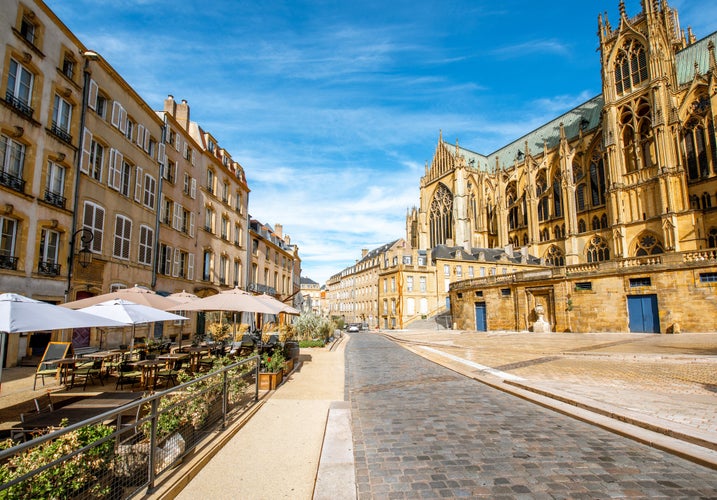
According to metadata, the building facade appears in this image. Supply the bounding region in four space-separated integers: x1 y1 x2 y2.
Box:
248 219 301 308
299 276 321 315
410 1 717 332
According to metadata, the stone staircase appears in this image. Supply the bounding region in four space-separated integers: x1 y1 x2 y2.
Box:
405 310 453 330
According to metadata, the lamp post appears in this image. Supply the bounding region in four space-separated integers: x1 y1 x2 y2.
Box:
64 50 99 302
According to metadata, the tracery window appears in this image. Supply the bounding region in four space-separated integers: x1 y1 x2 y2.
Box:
429 183 453 248
614 39 648 94
506 183 519 230
682 96 716 181
702 193 712 209
544 245 564 267
578 219 586 233
589 150 606 206
576 184 587 212
634 233 664 256
601 214 608 228
620 97 654 173
591 216 601 231
586 236 610 263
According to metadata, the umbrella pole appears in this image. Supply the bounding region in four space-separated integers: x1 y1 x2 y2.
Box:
0 331 6 392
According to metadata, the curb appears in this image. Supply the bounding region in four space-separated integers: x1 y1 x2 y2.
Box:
313 401 356 500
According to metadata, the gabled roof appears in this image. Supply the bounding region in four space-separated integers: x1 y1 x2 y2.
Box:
431 245 541 265
300 276 318 285
675 30 717 86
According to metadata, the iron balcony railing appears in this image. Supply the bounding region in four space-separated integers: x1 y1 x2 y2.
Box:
0 254 19 270
4 91 33 118
38 260 61 276
50 122 72 144
0 170 25 193
43 189 66 209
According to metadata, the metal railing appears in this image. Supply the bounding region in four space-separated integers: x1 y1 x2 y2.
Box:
0 355 261 499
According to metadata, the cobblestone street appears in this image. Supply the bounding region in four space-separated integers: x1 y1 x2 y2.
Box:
347 333 717 498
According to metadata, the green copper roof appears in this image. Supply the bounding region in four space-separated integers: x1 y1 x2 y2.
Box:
675 30 717 86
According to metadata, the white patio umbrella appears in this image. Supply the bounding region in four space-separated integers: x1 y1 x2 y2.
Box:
254 294 300 315
166 287 278 314
62 285 180 310
0 293 126 390
78 299 187 350
167 290 200 348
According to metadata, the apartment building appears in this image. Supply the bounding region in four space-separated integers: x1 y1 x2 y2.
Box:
248 219 300 307
299 276 321 315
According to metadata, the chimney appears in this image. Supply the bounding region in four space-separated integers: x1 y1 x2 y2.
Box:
164 95 177 116
177 99 190 130
274 223 283 239
361 249 368 258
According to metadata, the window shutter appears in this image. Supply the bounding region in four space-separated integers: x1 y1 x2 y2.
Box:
172 248 180 277
123 218 132 259
88 80 98 111
191 150 196 166
189 212 195 237
190 178 197 199
165 245 173 276
144 174 156 209
119 107 127 133
134 166 143 202
107 149 116 188
136 125 145 147
187 253 195 280
144 129 150 152
80 128 93 173
93 205 105 253
158 143 166 166
173 203 181 230
111 101 121 128
113 217 123 258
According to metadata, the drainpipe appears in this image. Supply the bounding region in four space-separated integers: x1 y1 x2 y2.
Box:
65 50 99 303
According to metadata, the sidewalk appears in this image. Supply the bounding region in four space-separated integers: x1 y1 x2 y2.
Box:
164 337 350 499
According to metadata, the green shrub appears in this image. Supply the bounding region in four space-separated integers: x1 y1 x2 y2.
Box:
298 339 325 348
294 313 336 342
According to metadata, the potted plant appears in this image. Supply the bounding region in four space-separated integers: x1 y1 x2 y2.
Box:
258 350 284 390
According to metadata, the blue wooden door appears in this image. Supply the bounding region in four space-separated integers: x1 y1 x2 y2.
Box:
627 294 660 333
475 303 487 331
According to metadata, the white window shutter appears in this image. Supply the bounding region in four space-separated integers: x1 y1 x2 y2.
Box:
189 212 195 237
191 150 196 166
112 150 123 190
80 128 93 174
119 106 127 133
88 80 98 111
107 149 116 188
111 101 121 128
158 143 166 166
173 203 181 230
136 125 144 147
165 246 173 276
190 178 196 199
187 253 194 280
172 248 180 277
144 129 150 152
134 166 143 202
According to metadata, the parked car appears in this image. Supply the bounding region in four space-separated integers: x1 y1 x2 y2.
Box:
347 324 359 332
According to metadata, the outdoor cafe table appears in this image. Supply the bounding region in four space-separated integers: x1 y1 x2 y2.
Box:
178 347 210 372
157 352 189 369
13 392 143 431
132 359 164 389
52 358 78 385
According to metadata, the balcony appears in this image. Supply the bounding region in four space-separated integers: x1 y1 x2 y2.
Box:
38 260 61 276
0 170 25 193
0 255 19 270
4 91 33 118
43 189 66 209
50 122 72 144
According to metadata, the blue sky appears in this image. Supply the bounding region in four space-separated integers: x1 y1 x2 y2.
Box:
46 0 717 285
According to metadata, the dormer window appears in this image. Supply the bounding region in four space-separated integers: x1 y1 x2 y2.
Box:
614 39 648 95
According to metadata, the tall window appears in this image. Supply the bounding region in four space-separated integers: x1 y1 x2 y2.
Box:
552 171 562 217
0 217 18 269
708 228 717 248
536 172 549 220
203 251 212 281
683 96 716 181
39 229 60 274
45 161 65 207
614 39 648 94
0 135 26 184
429 184 453 247
120 162 131 197
82 201 104 252
89 140 104 181
506 183 519 229
113 215 132 260
138 225 153 265
205 207 215 232
206 169 215 194
158 243 172 275
589 151 606 206
6 59 33 111
621 97 654 172
52 95 72 140
143 174 156 209
406 276 413 292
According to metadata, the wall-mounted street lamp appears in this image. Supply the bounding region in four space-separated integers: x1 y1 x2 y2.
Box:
73 228 94 269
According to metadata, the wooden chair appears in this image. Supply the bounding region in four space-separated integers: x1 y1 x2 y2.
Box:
155 360 184 389
70 359 104 391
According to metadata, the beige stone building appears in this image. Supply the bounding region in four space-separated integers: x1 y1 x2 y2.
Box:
409 1 717 333
299 276 321 315
248 219 301 308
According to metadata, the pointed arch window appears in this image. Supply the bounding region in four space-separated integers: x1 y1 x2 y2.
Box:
552 171 562 218
586 236 610 263
614 39 648 95
708 228 717 248
544 245 564 267
635 233 664 256
578 219 586 233
536 172 549 221
506 183 519 230
429 184 453 248
683 95 715 181
589 150 606 206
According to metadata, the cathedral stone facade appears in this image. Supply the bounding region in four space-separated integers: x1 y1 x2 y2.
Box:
407 1 717 333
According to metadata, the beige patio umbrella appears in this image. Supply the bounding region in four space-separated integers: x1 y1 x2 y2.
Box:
62 285 180 310
167 290 200 349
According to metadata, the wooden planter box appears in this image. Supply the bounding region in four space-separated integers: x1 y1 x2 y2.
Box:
258 370 283 390
283 358 294 376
